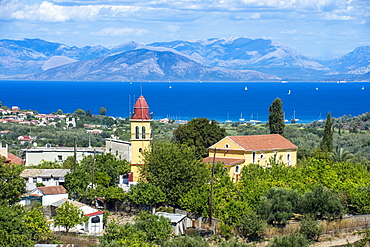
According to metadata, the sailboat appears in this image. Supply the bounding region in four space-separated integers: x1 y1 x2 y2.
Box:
239 113 245 122
318 113 324 123
287 90 291 95
362 86 365 90
244 86 248 90
249 114 261 124
291 111 299 123
225 113 232 123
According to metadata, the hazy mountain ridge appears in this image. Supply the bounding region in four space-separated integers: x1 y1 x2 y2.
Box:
26 49 279 81
0 37 368 81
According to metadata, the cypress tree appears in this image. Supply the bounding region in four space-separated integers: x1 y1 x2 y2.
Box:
319 112 333 153
268 98 285 135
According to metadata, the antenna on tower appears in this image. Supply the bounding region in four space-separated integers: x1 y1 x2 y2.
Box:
140 82 143 96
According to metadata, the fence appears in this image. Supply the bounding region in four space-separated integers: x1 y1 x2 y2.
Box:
263 214 370 238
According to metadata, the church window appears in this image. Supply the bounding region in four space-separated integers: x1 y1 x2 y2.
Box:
135 126 140 139
142 126 146 139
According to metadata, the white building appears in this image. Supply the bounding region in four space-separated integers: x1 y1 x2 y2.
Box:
51 199 104 235
22 146 104 166
155 212 192 235
105 138 131 161
20 169 71 191
28 185 68 206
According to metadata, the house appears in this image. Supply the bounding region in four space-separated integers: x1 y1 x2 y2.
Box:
51 199 104 234
203 134 298 181
0 142 24 165
22 146 104 166
18 135 33 145
155 212 192 235
20 169 71 191
27 185 68 206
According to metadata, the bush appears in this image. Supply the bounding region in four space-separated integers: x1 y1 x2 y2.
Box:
299 215 323 241
162 235 209 247
267 232 310 247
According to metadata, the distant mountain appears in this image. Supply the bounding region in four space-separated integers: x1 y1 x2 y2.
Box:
0 38 108 76
148 37 329 79
324 46 370 75
26 49 279 82
1 37 369 81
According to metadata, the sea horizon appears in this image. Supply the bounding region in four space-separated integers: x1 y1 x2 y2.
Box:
0 80 369 124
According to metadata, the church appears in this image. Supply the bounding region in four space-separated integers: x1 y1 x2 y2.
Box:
105 95 152 187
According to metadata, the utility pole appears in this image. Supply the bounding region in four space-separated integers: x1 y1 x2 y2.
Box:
209 148 216 228
73 138 77 172
92 149 95 189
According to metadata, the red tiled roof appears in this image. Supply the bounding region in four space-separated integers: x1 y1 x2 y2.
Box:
227 134 297 151
203 157 245 165
85 211 104 217
38 185 67 195
132 95 151 120
6 153 24 165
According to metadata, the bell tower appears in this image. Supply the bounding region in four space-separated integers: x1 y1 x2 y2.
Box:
129 95 152 183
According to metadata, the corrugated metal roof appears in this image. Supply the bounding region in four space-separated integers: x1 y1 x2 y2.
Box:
156 212 187 223
20 169 71 178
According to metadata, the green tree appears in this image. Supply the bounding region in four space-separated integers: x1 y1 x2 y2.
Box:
53 201 87 234
173 118 227 158
162 235 209 247
0 204 34 247
257 187 299 225
128 182 166 212
319 112 333 153
299 184 344 220
99 221 151 247
134 211 172 245
236 210 266 240
99 107 107 116
24 205 51 243
0 162 26 205
141 140 209 206
267 232 310 247
299 215 323 241
268 98 285 135
73 108 85 116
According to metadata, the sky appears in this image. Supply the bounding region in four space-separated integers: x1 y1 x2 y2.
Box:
0 0 369 59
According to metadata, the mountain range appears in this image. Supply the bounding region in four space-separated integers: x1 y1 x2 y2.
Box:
0 37 369 82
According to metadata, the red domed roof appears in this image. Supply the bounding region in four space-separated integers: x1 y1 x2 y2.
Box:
132 95 151 120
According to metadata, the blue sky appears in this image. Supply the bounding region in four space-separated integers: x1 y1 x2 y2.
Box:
1 0 369 59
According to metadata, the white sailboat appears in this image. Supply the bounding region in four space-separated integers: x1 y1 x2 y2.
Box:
244 86 248 90
287 90 291 95
291 111 299 122
225 113 232 123
249 113 261 124
362 86 365 90
239 113 245 122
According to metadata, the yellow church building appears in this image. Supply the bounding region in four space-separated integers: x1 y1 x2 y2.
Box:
128 95 152 183
203 134 298 181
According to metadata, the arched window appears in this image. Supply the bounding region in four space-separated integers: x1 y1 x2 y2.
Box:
235 165 240 174
139 148 142 153
287 153 291 165
135 126 140 139
142 126 146 139
225 143 229 149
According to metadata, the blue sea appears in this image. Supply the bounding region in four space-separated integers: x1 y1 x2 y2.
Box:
0 80 369 124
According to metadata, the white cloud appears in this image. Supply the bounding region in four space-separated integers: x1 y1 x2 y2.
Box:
280 29 297 34
93 27 148 37
166 25 180 32
11 1 103 22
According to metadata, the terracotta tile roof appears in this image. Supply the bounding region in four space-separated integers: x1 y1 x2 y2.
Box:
6 153 24 165
38 185 67 195
86 211 104 217
202 157 245 165
227 134 297 151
